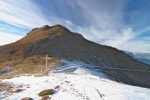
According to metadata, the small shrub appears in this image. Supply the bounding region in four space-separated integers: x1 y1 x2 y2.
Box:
38 89 54 97
65 81 70 83
54 85 60 89
13 89 24 93
41 95 51 100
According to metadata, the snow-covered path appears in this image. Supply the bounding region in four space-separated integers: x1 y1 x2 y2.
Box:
1 61 150 100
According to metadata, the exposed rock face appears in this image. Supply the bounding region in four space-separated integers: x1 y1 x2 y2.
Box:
0 24 150 88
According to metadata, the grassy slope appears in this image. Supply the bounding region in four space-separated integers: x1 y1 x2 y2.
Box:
0 56 61 79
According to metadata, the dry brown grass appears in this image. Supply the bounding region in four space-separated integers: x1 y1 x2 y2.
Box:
0 55 61 79
38 89 54 96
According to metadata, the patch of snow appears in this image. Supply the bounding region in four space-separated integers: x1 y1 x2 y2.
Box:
1 60 150 100
0 67 12 75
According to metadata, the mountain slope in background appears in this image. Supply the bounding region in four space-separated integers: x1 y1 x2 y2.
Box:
0 24 150 88
126 51 150 65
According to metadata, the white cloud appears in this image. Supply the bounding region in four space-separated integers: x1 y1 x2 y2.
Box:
0 32 22 45
0 0 51 28
105 28 135 47
118 40 150 53
63 0 150 53
0 0 74 45
73 0 131 46
0 0 149 53
141 37 150 41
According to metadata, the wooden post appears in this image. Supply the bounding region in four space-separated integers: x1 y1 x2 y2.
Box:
43 54 51 75
45 54 48 75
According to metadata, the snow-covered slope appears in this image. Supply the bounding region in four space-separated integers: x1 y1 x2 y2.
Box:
1 60 150 100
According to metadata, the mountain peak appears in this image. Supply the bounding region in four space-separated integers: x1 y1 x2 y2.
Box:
31 24 70 32
48 24 70 32
41 25 50 29
20 24 77 44
37 24 70 31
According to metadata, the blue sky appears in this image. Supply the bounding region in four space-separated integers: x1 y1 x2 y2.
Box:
0 0 150 53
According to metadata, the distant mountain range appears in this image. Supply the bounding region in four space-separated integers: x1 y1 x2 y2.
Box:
126 51 150 65
0 24 150 88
